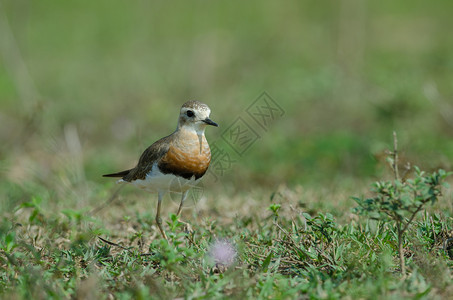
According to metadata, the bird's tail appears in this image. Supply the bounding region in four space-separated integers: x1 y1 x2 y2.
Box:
102 169 131 178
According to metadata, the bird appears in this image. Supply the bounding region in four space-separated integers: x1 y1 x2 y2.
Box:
103 101 218 240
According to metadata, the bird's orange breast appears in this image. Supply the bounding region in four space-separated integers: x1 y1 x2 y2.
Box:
158 133 211 180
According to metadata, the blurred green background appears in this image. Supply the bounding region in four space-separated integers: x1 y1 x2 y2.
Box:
1 0 453 208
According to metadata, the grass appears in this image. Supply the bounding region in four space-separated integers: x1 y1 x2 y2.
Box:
1 0 453 298
1 181 452 299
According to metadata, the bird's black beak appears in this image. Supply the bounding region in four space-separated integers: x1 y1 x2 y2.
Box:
202 118 219 127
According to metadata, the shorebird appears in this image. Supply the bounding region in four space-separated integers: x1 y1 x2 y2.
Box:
103 101 218 240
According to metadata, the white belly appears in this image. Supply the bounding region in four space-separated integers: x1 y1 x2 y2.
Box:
129 163 201 193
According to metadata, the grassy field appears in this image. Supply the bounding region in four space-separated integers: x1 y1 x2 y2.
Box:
1 1 453 299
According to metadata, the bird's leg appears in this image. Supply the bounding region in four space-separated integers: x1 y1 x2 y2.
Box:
155 191 168 241
176 190 193 234
176 190 189 217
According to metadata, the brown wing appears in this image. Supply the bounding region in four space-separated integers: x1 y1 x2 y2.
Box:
103 134 173 182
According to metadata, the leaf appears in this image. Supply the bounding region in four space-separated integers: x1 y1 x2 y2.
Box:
335 243 345 262
302 212 312 220
368 211 382 220
400 194 412 206
395 210 406 218
169 213 178 222
351 196 362 204
5 233 16 253
262 251 273 272
29 209 39 223
5 233 14 245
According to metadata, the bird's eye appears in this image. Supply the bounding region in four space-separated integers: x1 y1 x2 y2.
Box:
186 110 194 117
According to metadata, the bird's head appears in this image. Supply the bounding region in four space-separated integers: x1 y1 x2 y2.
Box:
178 100 218 134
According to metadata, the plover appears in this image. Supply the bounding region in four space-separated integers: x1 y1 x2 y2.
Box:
103 101 218 240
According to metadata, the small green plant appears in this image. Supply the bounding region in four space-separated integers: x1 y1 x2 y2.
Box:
17 196 45 224
354 132 451 275
268 203 281 217
303 212 337 243
0 232 17 255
